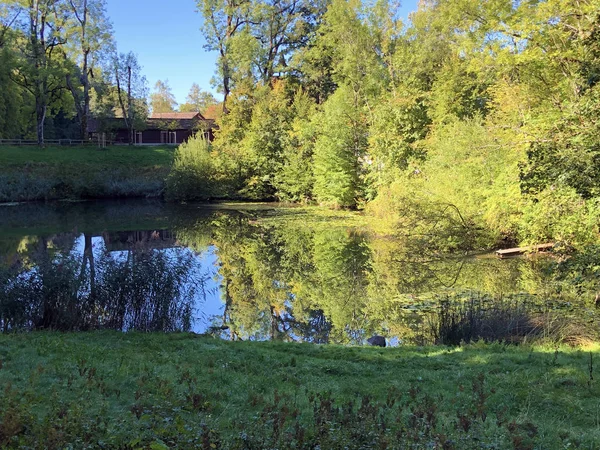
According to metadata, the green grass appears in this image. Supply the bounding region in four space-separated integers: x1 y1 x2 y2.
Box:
0 145 176 202
0 145 175 168
0 332 598 448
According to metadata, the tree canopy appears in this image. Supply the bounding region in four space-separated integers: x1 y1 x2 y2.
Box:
182 0 600 248
2 0 600 247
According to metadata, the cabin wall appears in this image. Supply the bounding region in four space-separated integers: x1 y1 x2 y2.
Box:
91 125 214 144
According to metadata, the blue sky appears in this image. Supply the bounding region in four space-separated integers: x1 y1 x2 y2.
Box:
106 0 218 104
106 0 419 105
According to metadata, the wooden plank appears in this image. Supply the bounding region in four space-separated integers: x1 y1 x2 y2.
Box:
496 243 554 258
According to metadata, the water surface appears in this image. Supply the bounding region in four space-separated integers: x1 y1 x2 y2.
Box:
0 200 591 344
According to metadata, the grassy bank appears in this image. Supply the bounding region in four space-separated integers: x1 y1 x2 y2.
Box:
0 333 598 448
0 146 175 202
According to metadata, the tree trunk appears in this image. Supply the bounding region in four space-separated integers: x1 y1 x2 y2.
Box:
35 97 46 145
80 0 90 141
66 72 85 137
127 64 134 145
114 58 131 143
221 59 230 114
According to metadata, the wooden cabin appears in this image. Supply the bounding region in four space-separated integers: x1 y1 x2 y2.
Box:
89 112 215 145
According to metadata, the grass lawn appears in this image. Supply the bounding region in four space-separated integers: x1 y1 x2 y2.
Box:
0 332 598 448
0 146 176 202
0 145 175 168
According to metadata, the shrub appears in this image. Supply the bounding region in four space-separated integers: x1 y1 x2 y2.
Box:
430 294 539 345
519 186 600 248
165 135 237 201
0 174 54 202
367 118 522 250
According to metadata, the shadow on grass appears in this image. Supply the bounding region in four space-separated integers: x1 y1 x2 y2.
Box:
0 332 597 448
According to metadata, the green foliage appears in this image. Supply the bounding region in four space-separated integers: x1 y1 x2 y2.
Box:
520 85 600 200
520 187 600 247
0 49 25 139
369 118 522 248
313 85 365 208
150 79 178 113
166 135 230 201
192 0 600 248
180 82 219 114
205 82 318 201
238 83 292 199
367 93 429 188
273 91 316 202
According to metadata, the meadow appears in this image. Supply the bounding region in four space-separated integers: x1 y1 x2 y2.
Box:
0 145 175 202
0 332 598 449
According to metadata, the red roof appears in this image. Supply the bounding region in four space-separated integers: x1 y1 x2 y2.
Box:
150 112 205 120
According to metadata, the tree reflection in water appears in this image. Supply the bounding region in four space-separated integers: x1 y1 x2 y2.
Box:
197 211 564 345
0 232 201 332
1 203 588 343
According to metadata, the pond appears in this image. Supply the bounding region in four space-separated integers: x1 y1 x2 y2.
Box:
0 199 595 344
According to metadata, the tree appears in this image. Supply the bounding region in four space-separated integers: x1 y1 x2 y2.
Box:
63 0 114 140
150 79 177 113
113 51 148 145
250 0 324 84
237 82 293 199
0 2 21 49
0 49 23 139
12 0 69 144
313 84 366 208
273 89 316 201
179 82 218 113
197 0 252 112
0 3 25 139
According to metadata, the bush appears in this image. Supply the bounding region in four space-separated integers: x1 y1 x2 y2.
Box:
0 174 54 202
165 135 230 201
0 170 166 202
367 118 522 250
519 186 600 248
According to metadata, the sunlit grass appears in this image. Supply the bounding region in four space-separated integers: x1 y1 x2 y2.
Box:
0 332 599 447
0 145 175 167
0 146 175 202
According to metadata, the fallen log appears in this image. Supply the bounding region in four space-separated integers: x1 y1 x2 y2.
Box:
495 243 554 259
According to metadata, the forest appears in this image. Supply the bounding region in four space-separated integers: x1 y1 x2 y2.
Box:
2 0 600 249
0 0 218 144
179 0 600 250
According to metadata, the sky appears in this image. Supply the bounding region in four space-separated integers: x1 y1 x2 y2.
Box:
105 0 420 106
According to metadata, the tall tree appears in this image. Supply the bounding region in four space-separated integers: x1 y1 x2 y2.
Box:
13 0 69 144
197 0 252 112
251 0 323 84
0 3 24 139
64 0 113 140
113 51 148 145
150 79 177 113
313 84 366 208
